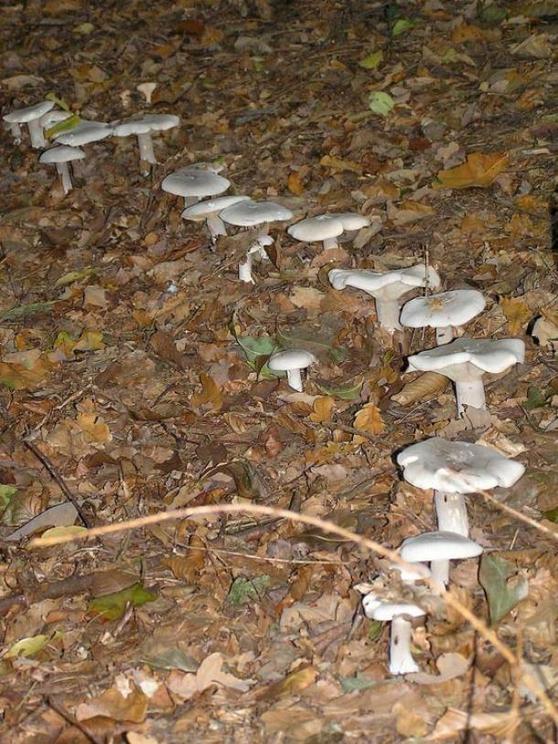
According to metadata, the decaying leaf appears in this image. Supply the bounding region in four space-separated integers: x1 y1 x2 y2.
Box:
353 402 385 441
479 554 529 625
392 372 449 405
190 372 223 412
500 297 531 335
76 685 148 724
436 152 509 189
309 395 335 423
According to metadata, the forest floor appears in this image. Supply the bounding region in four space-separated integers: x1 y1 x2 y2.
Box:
1 0 558 741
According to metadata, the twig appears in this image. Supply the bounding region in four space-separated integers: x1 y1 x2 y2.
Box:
23 440 91 528
478 488 558 544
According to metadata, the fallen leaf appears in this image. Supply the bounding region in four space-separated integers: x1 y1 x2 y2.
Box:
287 171 304 195
368 91 395 116
7 502 78 541
5 634 50 659
309 396 335 423
500 297 532 335
436 152 509 189
409 652 470 685
353 403 384 442
479 554 529 625
88 583 157 621
76 685 148 724
191 373 223 412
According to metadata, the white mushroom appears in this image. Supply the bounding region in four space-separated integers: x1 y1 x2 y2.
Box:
39 145 85 195
3 100 54 148
54 120 113 146
288 212 370 251
362 595 425 675
400 289 486 345
400 531 483 586
239 235 273 284
398 438 525 537
268 349 316 392
407 337 525 415
162 167 230 207
329 264 441 332
182 195 250 242
113 114 179 172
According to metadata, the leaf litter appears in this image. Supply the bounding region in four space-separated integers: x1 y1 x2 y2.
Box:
1 0 558 741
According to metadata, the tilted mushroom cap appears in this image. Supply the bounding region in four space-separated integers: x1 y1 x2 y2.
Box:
3 100 54 124
181 195 250 221
401 289 486 329
400 531 483 563
333 212 371 231
39 145 85 164
113 113 179 136
268 349 316 372
54 120 113 145
220 200 293 227
162 168 230 198
407 337 525 375
288 215 344 242
362 595 425 621
397 438 525 493
329 264 441 296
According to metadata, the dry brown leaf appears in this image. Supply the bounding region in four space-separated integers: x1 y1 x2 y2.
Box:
162 535 206 583
500 297 531 335
436 152 509 189
76 412 112 443
76 685 148 724
387 200 435 226
191 373 223 412
430 707 519 741
258 666 318 701
392 372 448 405
353 403 384 442
309 396 335 423
320 155 362 174
287 171 304 195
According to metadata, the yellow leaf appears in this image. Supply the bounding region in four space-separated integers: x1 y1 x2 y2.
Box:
392 372 449 405
500 297 531 335
74 329 104 351
76 412 112 443
309 396 335 423
0 354 52 390
40 525 87 540
191 373 223 412
353 403 384 442
5 634 50 659
436 152 509 189
287 171 304 195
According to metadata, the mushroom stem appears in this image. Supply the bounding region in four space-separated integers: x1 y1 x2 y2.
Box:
206 214 227 240
434 491 469 537
239 252 254 284
389 616 419 675
430 559 450 586
137 132 156 164
27 119 46 149
455 379 486 414
183 196 199 208
7 122 22 144
55 162 73 194
436 326 454 345
323 237 338 250
375 299 402 332
286 368 303 392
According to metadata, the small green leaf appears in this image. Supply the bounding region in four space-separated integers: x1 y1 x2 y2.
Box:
525 386 549 410
368 91 395 117
227 575 270 606
0 485 17 512
0 301 56 322
316 378 363 401
392 18 415 36
5 634 49 659
55 267 95 287
45 114 81 140
340 674 375 692
543 508 558 523
89 582 157 621
479 554 528 625
367 619 384 641
478 3 507 25
45 93 70 111
359 50 384 70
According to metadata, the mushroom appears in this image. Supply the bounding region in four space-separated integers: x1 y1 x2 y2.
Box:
397 438 525 537
3 100 54 148
362 594 426 675
407 337 525 415
181 195 250 243
288 212 370 251
329 264 441 332
268 349 316 392
162 167 230 208
39 145 85 194
113 114 179 172
54 120 113 146
400 531 483 586
400 289 486 345
239 235 273 284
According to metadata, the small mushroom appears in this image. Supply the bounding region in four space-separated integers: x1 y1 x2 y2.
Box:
162 167 230 207
407 337 525 415
239 235 273 284
181 195 250 242
288 212 370 251
54 120 113 146
3 100 55 148
397 438 525 537
39 145 85 195
329 264 441 332
400 289 486 345
400 531 483 586
362 594 426 675
268 349 316 392
113 114 179 172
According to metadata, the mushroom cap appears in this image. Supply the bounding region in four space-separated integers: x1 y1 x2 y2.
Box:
113 113 179 136
362 594 425 621
288 214 345 242
397 437 525 493
39 145 85 164
162 168 230 198
3 100 54 124
400 531 483 562
329 264 441 298
54 120 113 145
181 195 250 220
401 289 486 329
39 110 73 129
220 200 293 227
407 337 525 375
268 349 316 372
332 212 371 231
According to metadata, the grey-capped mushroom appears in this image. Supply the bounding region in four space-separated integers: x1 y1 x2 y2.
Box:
181 195 250 242
3 100 55 148
400 530 483 586
400 289 486 345
113 113 179 172
162 167 230 207
268 349 316 392
239 235 273 284
54 120 113 146
288 212 370 251
39 145 85 194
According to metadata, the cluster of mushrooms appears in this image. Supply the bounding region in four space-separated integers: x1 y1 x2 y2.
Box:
5 100 528 678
